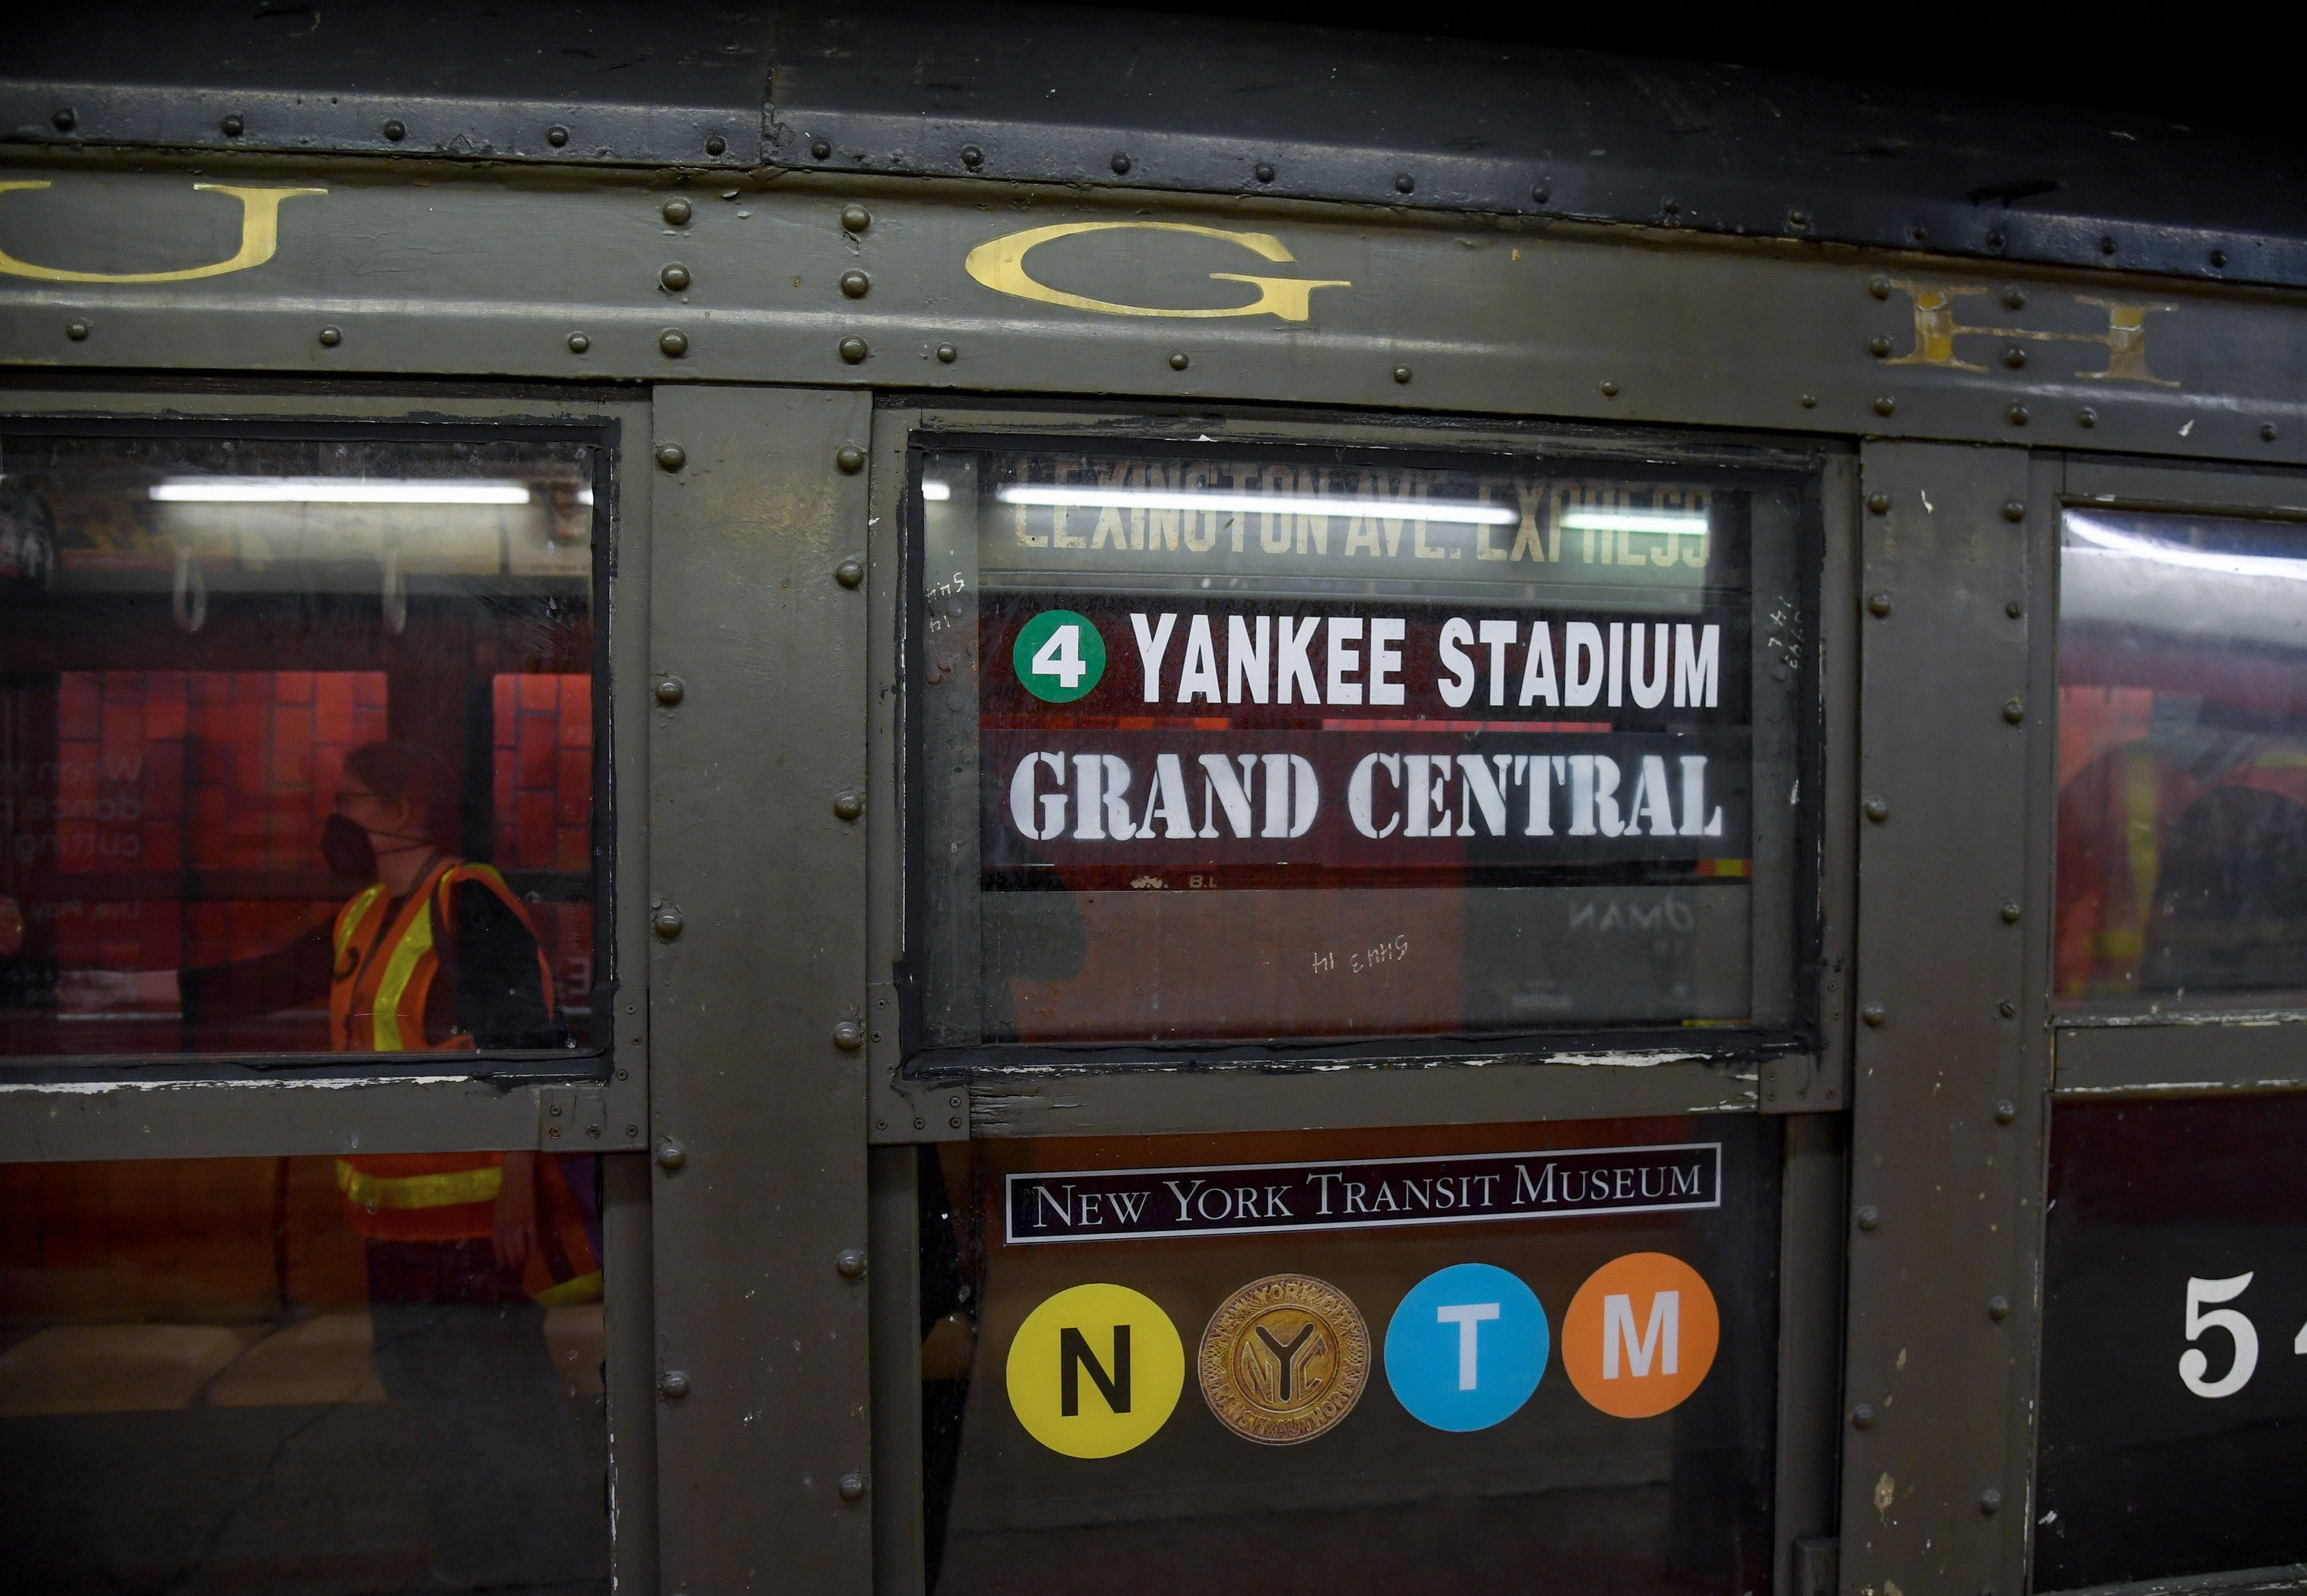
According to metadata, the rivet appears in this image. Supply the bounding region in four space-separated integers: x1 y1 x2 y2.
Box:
1393 365 1413 384
705 135 727 157
2003 498 2026 522
2264 423 2280 442
1111 152 1132 175
2099 235 2116 255
1874 395 1896 417
1169 352 1189 371
551 1104 563 1117
1985 228 2005 251
318 325 341 347
655 676 685 707
1869 276 1891 300
833 1019 864 1051
2078 407 2097 427
656 1138 687 1170
52 107 76 133
1861 1002 1886 1027
936 343 957 363
1908 224 1927 243
1395 173 1416 194
660 1370 690 1398
219 114 245 137
2006 600 2023 618
834 792 864 821
914 1117 926 1129
658 328 689 357
626 1123 640 1137
1866 491 1890 515
1867 593 1893 617
1787 207 1809 229
1995 1100 2017 1125
2210 248 2229 268
2003 344 2027 369
1863 796 1889 823
835 444 865 474
950 1116 964 1129
381 118 405 141
652 906 684 939
1600 380 1620 397
65 319 89 341
1981 1487 2003 1515
1661 197 1679 217
1856 1204 1881 1230
661 262 691 291
1852 1403 1876 1429
1868 335 1893 358
1988 1295 2011 1322
2003 698 2026 724
2007 404 2029 427
1532 184 1552 204
842 204 871 232
655 443 687 471
1255 162 1276 183
547 125 569 148
2000 899 2022 923
960 144 983 168
836 557 865 589
811 138 833 160
1800 394 1818 408
949 1096 963 1107
567 331 591 353
2002 286 2027 310
837 1472 867 1503
840 269 870 298
663 197 693 225
835 1248 867 1278
1999 999 2017 1018
839 334 869 364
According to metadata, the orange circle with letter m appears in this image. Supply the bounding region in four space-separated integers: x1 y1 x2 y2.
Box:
1560 1252 1720 1418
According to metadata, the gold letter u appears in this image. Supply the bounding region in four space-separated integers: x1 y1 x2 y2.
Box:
0 181 325 283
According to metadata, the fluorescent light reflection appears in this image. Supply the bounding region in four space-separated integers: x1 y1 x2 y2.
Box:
2068 514 2307 583
994 484 1516 525
151 477 532 505
921 480 953 501
1557 510 1709 534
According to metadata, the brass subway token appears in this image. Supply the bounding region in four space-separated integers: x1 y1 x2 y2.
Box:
1198 1273 1369 1445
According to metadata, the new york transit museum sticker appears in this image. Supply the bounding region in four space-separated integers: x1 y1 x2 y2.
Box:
1006 1283 1184 1457
1012 608 1107 703
1384 1263 1550 1431
1560 1252 1720 1418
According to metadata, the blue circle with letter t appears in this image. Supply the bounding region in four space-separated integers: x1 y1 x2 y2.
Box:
1384 1262 1549 1431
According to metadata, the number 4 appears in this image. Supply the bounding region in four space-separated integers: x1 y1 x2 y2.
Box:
2180 1273 2259 1398
1033 623 1087 688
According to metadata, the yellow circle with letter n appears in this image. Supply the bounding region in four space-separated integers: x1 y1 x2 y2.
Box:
1005 1283 1185 1458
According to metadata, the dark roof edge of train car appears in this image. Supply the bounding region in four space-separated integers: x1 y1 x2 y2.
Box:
5 1 2303 291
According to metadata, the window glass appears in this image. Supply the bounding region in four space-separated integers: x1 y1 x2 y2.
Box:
2056 507 2307 1012
916 1117 1779 1595
0 434 601 1058
0 1152 610 1593
911 446 1804 1052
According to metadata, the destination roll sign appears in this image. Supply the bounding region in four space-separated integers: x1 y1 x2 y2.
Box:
1005 1140 1724 1244
960 451 1756 893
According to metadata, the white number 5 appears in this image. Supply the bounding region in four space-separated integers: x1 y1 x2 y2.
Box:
2180 1273 2259 1398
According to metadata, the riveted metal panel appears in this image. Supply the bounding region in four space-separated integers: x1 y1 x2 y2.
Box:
647 383 872 1595
1841 443 2042 1596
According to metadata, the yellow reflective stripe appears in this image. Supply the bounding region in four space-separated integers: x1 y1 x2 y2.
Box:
531 1271 604 1308
2125 746 2160 935
336 885 384 959
335 1159 502 1210
369 896 437 1052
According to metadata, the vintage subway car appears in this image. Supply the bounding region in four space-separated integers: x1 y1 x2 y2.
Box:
3 7 2305 1595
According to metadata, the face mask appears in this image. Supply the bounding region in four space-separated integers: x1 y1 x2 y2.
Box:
321 813 378 880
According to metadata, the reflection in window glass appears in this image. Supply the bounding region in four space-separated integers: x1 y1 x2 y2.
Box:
0 436 601 1057
0 1153 609 1593
917 1119 1779 1595
911 447 1805 1050
2057 508 2307 1010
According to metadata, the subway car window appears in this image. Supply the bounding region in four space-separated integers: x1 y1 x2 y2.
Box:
0 1152 609 1594
2056 507 2307 1012
0 435 601 1059
910 447 1807 1052
917 1119 1780 1596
